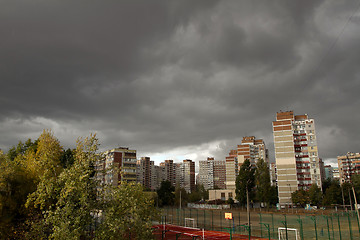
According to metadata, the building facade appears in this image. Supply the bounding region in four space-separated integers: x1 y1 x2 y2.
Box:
103 147 137 185
198 157 215 190
137 157 151 189
198 157 226 190
213 158 226 189
225 150 238 190
237 136 269 167
272 111 322 205
160 160 176 186
323 165 334 180
338 152 360 183
174 160 195 193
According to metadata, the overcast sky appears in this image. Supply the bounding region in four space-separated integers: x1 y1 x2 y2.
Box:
1 0 360 167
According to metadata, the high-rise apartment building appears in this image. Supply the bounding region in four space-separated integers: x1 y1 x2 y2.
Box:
103 147 137 185
159 160 175 186
332 167 340 180
273 111 322 205
151 164 166 191
213 158 226 189
269 162 277 186
174 159 195 193
197 157 226 190
323 165 334 180
198 157 215 190
237 136 269 167
137 157 152 189
225 150 238 190
338 152 360 183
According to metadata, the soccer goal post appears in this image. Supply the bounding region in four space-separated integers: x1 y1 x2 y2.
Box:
184 218 196 228
278 227 300 240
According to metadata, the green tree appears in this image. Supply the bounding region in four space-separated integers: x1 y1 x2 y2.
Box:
0 151 37 239
41 134 99 239
188 184 208 203
351 174 360 200
323 180 342 206
96 182 159 239
157 180 175 206
174 185 188 208
269 185 279 206
308 184 322 206
291 189 309 207
26 130 64 212
236 159 255 227
255 159 271 207
60 148 75 169
235 159 255 206
341 182 353 207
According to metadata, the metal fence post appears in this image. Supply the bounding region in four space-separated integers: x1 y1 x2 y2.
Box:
330 215 334 240
220 210 222 230
212 210 214 230
281 215 288 240
259 213 263 237
323 215 330 240
347 212 353 240
297 217 304 240
196 208 199 228
272 213 275 238
337 213 342 240
310 216 318 240
203 209 205 229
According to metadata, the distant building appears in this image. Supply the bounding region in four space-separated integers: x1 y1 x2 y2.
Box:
332 167 340 180
272 111 322 205
324 165 334 180
338 152 360 183
137 157 151 189
269 162 277 186
160 160 175 186
198 157 226 190
102 147 137 185
151 164 166 191
225 150 238 190
198 157 215 190
209 189 236 201
174 159 195 193
213 158 226 189
237 136 269 167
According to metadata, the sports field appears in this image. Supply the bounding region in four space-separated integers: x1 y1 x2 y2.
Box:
159 207 360 239
153 224 271 240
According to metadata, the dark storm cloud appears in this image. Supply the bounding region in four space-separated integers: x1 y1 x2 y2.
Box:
1 0 360 166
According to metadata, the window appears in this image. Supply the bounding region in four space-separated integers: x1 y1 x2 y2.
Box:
229 192 233 198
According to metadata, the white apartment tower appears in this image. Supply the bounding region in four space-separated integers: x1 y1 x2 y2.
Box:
198 157 215 190
273 111 322 205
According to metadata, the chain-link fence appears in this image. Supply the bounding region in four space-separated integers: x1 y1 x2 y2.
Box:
160 207 360 239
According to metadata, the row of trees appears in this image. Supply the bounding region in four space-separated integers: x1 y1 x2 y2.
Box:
235 159 278 208
156 180 209 207
292 177 360 207
0 130 158 239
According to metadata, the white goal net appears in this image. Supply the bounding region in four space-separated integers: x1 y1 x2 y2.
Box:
278 227 300 240
184 218 196 228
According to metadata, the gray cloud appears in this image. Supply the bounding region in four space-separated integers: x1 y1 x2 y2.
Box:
1 0 359 166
